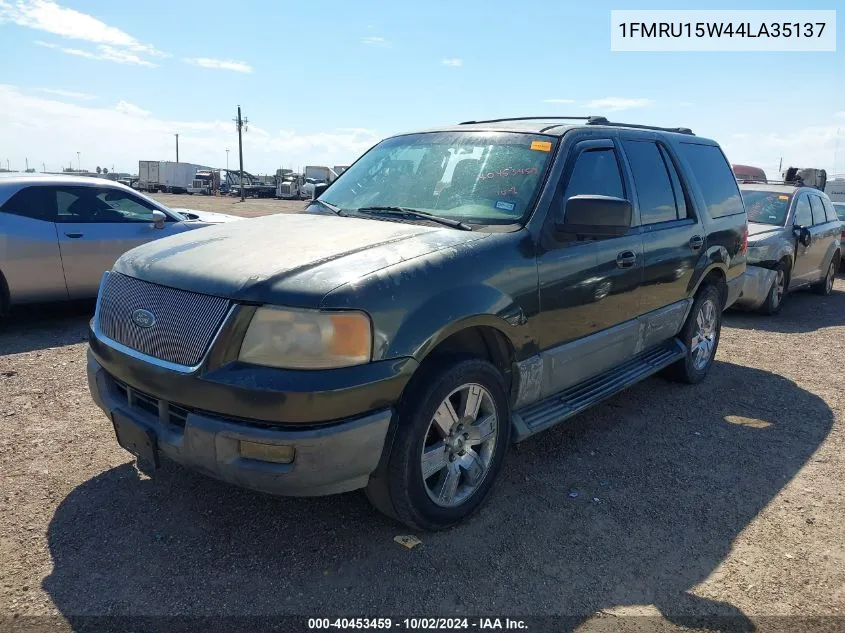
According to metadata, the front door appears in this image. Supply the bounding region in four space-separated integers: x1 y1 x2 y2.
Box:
53 185 180 299
620 139 702 314
536 139 643 397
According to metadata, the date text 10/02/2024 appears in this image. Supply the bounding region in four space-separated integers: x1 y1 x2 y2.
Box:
307 618 528 630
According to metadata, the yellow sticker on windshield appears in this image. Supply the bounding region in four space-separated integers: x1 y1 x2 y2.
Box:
530 140 552 152
778 195 789 200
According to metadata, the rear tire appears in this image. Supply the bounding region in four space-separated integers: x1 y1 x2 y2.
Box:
812 258 836 296
758 261 789 315
365 358 511 531
664 284 722 385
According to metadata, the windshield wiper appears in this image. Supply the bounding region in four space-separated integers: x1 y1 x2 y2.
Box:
354 206 472 231
310 199 344 215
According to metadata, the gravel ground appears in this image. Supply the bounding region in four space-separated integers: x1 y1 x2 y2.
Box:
1 238 844 630
150 192 305 218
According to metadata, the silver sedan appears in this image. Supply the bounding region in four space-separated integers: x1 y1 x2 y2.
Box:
0 175 241 311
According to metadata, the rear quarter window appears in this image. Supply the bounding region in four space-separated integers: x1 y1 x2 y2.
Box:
677 143 745 218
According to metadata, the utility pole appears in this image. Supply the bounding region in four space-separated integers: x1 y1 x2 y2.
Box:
25 158 28 171
77 152 81 172
778 157 782 174
234 105 248 202
42 162 46 172
226 148 230 171
175 133 180 163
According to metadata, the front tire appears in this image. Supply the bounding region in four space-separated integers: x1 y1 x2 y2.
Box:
664 284 722 384
366 358 511 530
758 261 789 315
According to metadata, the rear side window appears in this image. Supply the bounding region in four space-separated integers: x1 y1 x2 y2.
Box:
808 195 827 225
677 143 744 218
0 186 56 221
622 140 680 225
820 196 838 223
563 148 625 201
794 194 812 227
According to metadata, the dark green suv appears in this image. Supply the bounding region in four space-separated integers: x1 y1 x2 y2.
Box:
87 116 747 529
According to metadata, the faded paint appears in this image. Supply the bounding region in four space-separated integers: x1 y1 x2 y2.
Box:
513 355 543 409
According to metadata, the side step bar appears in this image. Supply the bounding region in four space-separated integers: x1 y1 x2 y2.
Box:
511 340 687 442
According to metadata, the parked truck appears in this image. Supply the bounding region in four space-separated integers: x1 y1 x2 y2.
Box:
138 161 211 194
276 170 303 199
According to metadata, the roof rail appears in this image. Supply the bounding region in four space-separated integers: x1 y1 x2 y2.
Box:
458 116 597 125
737 179 803 187
585 117 695 135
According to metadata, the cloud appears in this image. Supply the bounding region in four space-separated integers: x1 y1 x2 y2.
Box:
583 97 654 112
0 84 380 174
719 124 842 176
4 0 165 65
115 100 150 117
184 57 253 73
441 58 463 67
360 36 390 47
36 87 96 100
835 112 845 119
542 98 575 104
35 38 156 66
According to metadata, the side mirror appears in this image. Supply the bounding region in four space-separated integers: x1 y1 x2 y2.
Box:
556 195 632 238
312 183 329 200
152 209 167 229
793 225 811 246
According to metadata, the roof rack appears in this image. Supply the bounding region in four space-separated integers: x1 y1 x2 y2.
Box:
456 115 694 135
458 116 596 125
585 117 694 135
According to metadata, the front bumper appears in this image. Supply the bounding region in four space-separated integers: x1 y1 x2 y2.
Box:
733 265 777 311
88 351 394 496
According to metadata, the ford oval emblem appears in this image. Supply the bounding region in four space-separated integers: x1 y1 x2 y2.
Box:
132 309 156 328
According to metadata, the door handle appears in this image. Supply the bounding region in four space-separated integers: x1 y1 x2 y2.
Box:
64 232 84 238
616 250 636 268
689 235 704 251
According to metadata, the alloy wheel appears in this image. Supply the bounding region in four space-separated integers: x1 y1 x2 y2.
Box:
421 383 498 508
690 298 718 371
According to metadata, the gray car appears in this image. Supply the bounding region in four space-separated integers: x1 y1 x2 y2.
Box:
0 175 241 312
735 183 841 314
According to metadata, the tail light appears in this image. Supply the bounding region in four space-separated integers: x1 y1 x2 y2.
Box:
741 223 748 256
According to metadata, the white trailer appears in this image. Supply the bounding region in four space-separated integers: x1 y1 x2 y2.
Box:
825 178 845 204
138 161 210 193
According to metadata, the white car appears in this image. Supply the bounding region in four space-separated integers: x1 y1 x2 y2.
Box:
0 174 241 310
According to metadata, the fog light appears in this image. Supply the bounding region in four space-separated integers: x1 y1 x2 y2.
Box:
238 440 296 464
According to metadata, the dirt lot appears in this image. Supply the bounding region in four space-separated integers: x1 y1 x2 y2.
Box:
1 216 844 630
150 192 306 218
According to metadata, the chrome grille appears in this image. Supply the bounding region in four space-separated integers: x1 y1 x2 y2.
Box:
97 272 231 367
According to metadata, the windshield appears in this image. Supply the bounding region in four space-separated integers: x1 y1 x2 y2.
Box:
317 131 556 225
741 189 792 226
834 202 845 221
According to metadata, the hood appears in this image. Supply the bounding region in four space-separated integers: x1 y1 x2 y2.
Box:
172 208 243 223
748 222 787 242
114 213 488 306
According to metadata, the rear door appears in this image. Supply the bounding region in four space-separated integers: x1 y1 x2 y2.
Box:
54 185 182 299
809 193 837 279
790 192 820 284
621 138 702 315
0 185 67 303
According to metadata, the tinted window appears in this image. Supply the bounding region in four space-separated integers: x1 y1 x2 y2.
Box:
54 186 158 223
623 140 677 224
808 195 826 225
0 186 56 221
564 148 625 202
834 202 845 221
677 143 744 218
660 145 689 219
741 190 791 226
793 194 812 227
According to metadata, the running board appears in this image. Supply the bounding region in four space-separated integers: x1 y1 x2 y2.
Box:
511 340 687 442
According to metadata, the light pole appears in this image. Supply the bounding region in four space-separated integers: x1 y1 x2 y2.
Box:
76 152 81 172
226 148 230 171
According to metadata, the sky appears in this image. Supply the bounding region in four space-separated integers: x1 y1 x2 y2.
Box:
0 0 842 178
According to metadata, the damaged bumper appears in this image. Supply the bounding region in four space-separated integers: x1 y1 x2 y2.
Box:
733 265 777 311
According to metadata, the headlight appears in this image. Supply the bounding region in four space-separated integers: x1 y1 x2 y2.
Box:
239 307 372 369
745 244 772 262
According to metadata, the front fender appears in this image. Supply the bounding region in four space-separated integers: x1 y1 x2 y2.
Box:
381 284 533 362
